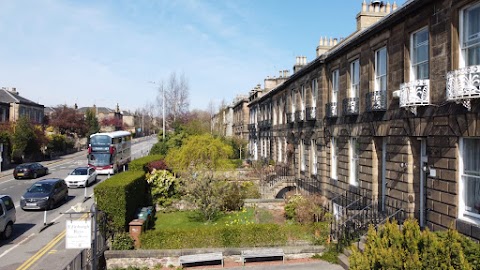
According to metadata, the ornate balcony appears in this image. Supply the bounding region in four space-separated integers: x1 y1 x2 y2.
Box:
306 107 316 121
342 97 359 115
400 79 430 107
247 123 256 130
366 90 387 111
295 110 305 122
325 103 338 118
447 65 480 109
286 113 294 124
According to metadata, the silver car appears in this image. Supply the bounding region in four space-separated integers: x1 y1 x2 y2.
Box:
0 195 16 239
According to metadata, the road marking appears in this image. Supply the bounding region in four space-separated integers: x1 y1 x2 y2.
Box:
0 233 36 259
16 230 66 270
16 212 89 270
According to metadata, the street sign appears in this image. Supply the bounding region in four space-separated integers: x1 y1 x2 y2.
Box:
66 219 92 249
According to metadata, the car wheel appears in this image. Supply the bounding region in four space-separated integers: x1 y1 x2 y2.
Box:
64 194 68 202
33 172 38 179
2 223 13 239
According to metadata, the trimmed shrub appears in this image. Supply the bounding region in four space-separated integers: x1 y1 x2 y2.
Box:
139 224 302 249
94 170 149 232
129 155 164 172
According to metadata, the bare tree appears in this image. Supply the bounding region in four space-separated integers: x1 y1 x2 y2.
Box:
165 72 190 122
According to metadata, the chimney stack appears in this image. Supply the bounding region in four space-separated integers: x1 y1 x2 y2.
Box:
356 1 394 31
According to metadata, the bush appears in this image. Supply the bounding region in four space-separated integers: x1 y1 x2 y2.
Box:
129 155 164 172
94 170 149 232
284 194 327 224
146 160 169 173
111 232 135 250
140 224 304 249
146 169 181 208
349 219 480 270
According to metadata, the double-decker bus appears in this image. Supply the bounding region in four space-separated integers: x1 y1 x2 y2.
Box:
87 131 132 174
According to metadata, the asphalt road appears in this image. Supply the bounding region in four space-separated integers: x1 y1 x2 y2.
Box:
0 135 157 270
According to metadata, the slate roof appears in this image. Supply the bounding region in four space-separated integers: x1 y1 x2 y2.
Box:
0 89 43 107
77 106 115 114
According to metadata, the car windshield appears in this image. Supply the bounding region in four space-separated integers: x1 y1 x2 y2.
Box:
17 164 32 169
28 183 53 193
71 168 88 175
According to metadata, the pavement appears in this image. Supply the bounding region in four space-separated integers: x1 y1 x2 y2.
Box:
224 261 344 270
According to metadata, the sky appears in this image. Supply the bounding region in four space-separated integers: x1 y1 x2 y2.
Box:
0 0 406 114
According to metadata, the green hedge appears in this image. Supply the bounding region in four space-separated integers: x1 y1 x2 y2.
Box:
139 224 314 249
94 170 149 232
129 155 164 172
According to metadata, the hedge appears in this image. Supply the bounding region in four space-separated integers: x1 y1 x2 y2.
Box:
94 170 149 232
129 155 164 172
139 224 318 249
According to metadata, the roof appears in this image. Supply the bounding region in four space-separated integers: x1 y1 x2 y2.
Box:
34 178 63 184
90 130 131 138
77 106 115 114
0 89 44 107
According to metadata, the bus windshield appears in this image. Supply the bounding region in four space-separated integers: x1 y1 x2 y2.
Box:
88 153 111 167
90 135 112 146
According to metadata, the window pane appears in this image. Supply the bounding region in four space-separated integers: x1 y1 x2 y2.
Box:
468 46 480 66
464 175 480 212
417 63 429 80
415 45 429 63
467 6 480 41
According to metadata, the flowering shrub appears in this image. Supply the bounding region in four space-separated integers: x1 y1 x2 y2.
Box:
146 169 181 208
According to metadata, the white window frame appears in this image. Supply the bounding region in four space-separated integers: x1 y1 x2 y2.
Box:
332 69 339 103
311 139 317 175
300 139 306 171
330 137 338 180
300 84 306 111
349 137 359 186
458 138 480 223
291 90 296 113
350 60 360 98
311 79 318 107
375 47 387 91
410 27 429 80
460 3 480 67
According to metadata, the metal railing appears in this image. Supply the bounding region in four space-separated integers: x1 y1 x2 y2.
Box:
366 90 387 111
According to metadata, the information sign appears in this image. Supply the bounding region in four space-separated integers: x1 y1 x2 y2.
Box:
66 219 92 249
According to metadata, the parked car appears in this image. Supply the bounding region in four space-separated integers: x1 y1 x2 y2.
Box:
20 179 68 210
64 167 97 188
0 195 16 239
13 163 49 179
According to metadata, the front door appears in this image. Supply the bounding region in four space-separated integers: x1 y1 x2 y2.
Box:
419 138 428 228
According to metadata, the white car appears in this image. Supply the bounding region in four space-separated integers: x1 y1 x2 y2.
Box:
64 167 97 188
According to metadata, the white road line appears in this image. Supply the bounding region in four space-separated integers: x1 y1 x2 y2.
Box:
0 232 36 259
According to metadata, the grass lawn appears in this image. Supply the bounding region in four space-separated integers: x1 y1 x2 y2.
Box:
154 208 257 230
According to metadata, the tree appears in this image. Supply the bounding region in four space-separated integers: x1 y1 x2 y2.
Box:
85 108 100 138
11 116 43 162
156 72 190 126
49 106 87 136
100 116 125 131
165 133 234 175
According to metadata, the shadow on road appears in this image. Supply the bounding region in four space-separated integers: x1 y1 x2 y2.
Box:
0 222 36 246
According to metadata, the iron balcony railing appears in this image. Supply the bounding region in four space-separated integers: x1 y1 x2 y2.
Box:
325 102 338 118
447 65 480 101
342 97 359 115
306 106 316 120
295 110 305 122
247 123 256 130
400 79 430 107
366 90 387 111
286 113 294 123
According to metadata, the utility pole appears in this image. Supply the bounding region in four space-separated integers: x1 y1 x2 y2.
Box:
148 81 166 141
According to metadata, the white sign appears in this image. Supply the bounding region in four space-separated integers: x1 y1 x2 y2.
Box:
66 219 92 249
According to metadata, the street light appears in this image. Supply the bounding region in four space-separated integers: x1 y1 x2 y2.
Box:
148 81 165 141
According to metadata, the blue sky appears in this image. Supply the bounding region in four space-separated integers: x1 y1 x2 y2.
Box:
0 0 406 113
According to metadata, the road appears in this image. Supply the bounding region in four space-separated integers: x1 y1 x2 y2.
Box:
0 136 157 270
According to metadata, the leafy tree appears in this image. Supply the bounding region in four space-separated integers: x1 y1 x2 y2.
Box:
85 108 100 138
101 116 125 131
11 116 43 162
165 133 234 175
49 106 87 136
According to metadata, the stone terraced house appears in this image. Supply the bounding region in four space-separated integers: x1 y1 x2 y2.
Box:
242 0 480 241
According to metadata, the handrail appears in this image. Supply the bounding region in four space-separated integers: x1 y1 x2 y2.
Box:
374 209 404 229
341 203 372 226
345 197 362 209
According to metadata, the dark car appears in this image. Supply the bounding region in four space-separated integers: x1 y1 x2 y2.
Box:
20 178 68 210
13 163 49 179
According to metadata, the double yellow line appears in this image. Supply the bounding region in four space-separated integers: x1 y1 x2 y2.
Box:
16 213 90 270
16 230 66 270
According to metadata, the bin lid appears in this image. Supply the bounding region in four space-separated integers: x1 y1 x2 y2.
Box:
129 219 145 225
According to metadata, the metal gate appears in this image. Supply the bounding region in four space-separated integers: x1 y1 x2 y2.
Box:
62 204 108 270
